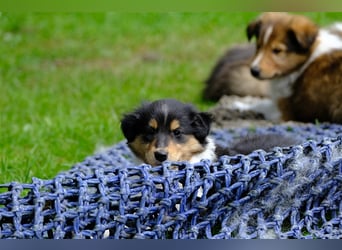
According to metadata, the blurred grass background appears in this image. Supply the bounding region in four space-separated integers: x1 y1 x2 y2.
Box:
1 12 342 184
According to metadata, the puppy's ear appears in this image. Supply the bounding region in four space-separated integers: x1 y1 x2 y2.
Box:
120 112 140 142
191 112 212 141
247 19 261 41
287 16 318 52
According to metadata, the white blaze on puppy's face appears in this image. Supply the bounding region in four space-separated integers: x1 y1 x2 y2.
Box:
251 26 274 75
263 25 273 45
160 103 169 126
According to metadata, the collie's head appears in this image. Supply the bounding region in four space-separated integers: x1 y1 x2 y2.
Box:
247 12 318 79
121 99 212 166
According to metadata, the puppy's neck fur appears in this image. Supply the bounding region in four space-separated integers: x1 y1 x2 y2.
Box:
189 137 216 163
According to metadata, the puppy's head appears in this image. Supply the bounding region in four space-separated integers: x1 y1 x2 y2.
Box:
121 99 212 166
247 12 318 79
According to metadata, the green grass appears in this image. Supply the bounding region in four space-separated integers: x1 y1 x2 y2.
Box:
1 12 342 184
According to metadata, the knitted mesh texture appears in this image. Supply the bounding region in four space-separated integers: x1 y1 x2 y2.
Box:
0 124 341 239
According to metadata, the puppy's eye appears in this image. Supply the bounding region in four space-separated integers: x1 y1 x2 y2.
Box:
172 129 182 138
143 127 156 142
272 48 282 54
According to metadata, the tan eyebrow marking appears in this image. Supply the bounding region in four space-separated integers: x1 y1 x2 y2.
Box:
170 119 180 131
149 118 158 129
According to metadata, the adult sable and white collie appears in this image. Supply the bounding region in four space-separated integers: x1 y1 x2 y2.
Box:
247 12 342 123
121 99 297 166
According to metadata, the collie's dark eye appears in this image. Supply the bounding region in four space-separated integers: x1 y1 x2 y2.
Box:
143 135 154 142
172 129 182 138
272 48 282 54
143 128 156 142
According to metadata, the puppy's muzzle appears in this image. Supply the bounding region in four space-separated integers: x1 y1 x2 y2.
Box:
154 150 168 162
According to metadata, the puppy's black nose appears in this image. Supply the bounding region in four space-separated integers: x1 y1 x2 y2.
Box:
154 150 168 162
250 66 260 78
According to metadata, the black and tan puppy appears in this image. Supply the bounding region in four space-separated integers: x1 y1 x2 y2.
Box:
121 99 298 166
121 99 216 166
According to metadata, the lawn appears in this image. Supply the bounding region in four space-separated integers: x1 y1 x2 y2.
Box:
1 12 342 184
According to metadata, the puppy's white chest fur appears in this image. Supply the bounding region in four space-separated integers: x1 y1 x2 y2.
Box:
189 137 216 163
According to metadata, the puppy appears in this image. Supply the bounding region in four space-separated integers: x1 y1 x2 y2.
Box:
247 12 342 123
121 99 215 166
121 99 298 166
203 43 270 101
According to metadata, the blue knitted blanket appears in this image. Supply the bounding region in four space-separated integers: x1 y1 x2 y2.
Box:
0 123 341 239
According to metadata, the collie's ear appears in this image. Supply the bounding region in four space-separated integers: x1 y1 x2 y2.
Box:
120 112 141 142
247 19 261 41
288 15 318 52
191 112 212 141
